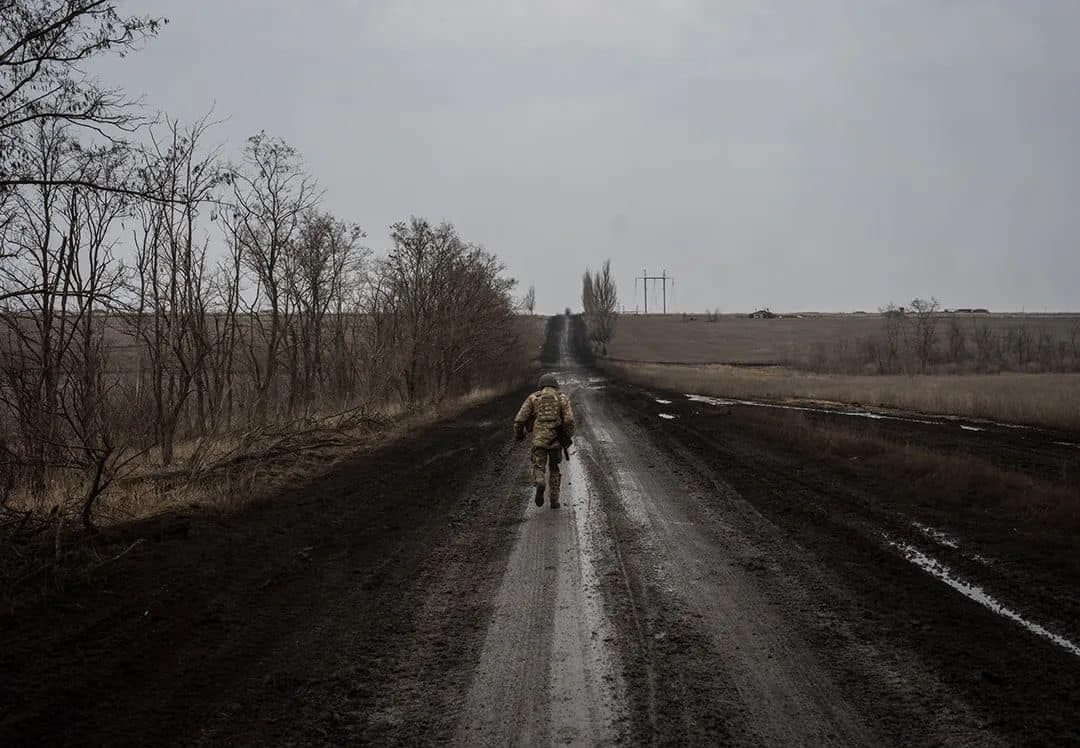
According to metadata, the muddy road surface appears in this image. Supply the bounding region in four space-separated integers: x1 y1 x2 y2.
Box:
3 315 1078 746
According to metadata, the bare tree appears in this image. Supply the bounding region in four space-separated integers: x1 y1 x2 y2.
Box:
283 209 367 410
581 270 594 319
1 0 164 193
582 259 618 355
906 297 940 373
0 120 84 486
880 304 904 373
230 132 318 423
127 113 223 463
972 320 996 367
62 150 137 529
366 217 519 407
1010 323 1032 368
0 114 138 528
522 285 536 315
947 315 965 363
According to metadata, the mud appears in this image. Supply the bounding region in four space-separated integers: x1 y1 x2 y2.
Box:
0 391 533 746
2 315 1078 745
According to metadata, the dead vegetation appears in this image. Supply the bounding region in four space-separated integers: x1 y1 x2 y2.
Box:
0 3 544 604
602 310 1080 430
609 312 1080 374
601 360 1080 432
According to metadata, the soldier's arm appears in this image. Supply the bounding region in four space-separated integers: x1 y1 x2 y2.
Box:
514 395 534 439
561 394 576 438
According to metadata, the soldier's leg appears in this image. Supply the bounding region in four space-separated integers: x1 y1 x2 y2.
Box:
530 447 547 487
547 448 563 507
531 447 547 506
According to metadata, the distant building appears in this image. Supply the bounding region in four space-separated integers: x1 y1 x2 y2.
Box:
749 308 780 319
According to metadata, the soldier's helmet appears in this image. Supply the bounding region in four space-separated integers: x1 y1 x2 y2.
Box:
538 373 559 389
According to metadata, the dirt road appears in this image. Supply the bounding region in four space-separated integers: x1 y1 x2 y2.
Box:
3 315 1078 745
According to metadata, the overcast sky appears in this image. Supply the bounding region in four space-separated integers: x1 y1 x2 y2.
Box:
96 1 1080 313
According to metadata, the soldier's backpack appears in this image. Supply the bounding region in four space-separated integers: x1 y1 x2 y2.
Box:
535 390 562 431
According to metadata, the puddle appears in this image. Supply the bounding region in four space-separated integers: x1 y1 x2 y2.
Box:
912 522 958 549
682 393 1043 433
686 394 737 407
909 522 995 566
655 399 672 405
1054 441 1080 449
658 413 677 420
559 442 625 736
685 393 938 426
889 539 1080 658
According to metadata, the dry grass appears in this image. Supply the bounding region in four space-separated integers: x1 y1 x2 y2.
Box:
608 313 1080 366
1 377 528 609
602 360 1080 432
7 313 547 527
5 374 531 539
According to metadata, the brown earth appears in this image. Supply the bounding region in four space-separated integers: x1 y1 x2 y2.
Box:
0 389 533 746
2 315 1078 746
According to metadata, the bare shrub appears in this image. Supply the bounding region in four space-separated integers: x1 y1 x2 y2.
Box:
906 297 940 373
366 217 521 407
880 304 904 372
972 321 996 368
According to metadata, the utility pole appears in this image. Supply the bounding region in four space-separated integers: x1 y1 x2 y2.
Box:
635 269 675 314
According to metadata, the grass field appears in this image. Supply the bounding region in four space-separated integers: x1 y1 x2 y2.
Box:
602 360 1080 431
601 313 1080 431
607 313 1080 366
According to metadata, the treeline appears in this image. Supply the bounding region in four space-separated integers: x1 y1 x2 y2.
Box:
0 2 526 531
803 299 1080 375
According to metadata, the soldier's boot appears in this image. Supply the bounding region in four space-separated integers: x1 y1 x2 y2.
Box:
549 469 562 509
534 482 545 507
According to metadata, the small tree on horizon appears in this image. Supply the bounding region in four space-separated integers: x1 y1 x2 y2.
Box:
582 259 617 355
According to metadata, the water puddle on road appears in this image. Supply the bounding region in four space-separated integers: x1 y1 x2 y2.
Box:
682 393 1049 434
685 394 940 426
655 398 672 405
658 413 677 420
888 539 1080 658
911 522 959 549
558 437 627 740
909 522 995 567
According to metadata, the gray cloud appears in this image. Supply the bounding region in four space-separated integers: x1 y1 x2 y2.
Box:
96 0 1080 312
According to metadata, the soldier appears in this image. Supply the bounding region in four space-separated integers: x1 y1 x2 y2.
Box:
514 372 575 508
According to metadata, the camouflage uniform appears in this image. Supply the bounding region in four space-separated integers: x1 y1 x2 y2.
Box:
514 379 575 505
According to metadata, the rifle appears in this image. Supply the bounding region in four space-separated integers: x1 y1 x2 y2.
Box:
557 426 573 462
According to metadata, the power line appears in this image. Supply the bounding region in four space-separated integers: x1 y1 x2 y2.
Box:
633 269 674 314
